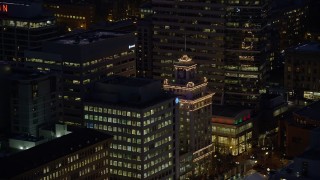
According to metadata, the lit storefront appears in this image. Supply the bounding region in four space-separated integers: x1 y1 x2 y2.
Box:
212 108 253 156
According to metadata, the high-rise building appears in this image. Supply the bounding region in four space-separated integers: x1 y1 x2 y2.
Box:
83 76 179 180
163 55 214 178
271 0 308 70
0 128 113 179
136 2 153 78
220 0 270 107
0 0 57 62
284 42 320 101
24 30 136 126
0 63 60 136
152 0 271 107
152 0 225 105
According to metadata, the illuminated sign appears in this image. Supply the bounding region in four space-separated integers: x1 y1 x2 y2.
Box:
0 4 8 13
129 44 135 49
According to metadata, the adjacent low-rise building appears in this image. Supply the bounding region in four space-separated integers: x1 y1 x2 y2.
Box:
278 101 320 157
212 106 253 156
0 128 113 179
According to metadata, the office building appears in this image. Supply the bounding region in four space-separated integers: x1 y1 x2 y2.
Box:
152 0 225 104
0 63 60 136
84 76 179 180
136 2 153 78
0 128 113 179
270 0 308 69
43 0 96 31
222 0 270 107
212 106 253 156
0 0 57 62
284 42 320 101
152 0 271 107
24 30 136 126
163 55 214 178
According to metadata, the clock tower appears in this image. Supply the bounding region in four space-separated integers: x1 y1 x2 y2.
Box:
163 55 214 178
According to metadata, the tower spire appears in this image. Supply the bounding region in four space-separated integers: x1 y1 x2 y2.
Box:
184 34 187 52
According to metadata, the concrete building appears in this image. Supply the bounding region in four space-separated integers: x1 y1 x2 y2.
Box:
212 106 253 156
163 55 214 178
152 0 271 107
284 42 320 102
24 30 136 126
0 128 113 179
0 0 57 62
84 76 179 180
0 63 60 136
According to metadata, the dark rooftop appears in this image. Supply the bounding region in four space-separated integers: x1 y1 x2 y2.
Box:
102 76 155 87
0 128 112 178
293 42 320 53
213 105 250 118
55 30 124 45
294 101 320 121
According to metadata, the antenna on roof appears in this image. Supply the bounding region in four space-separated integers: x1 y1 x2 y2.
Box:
184 34 187 52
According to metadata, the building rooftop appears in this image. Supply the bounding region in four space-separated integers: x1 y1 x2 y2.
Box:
213 105 251 118
85 76 175 108
0 128 112 178
0 64 56 81
293 42 320 53
55 31 124 45
9 134 44 142
101 75 153 87
294 101 320 121
25 29 135 62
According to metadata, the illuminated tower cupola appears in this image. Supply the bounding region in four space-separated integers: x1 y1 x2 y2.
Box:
174 55 197 82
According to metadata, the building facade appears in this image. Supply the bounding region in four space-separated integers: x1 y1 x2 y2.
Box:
84 76 179 180
278 101 320 157
0 64 60 136
0 128 113 179
43 1 96 31
222 0 270 107
152 0 271 107
284 42 320 101
152 0 225 105
212 106 253 156
0 0 57 62
24 30 136 126
136 2 153 78
163 55 214 178
270 0 308 70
